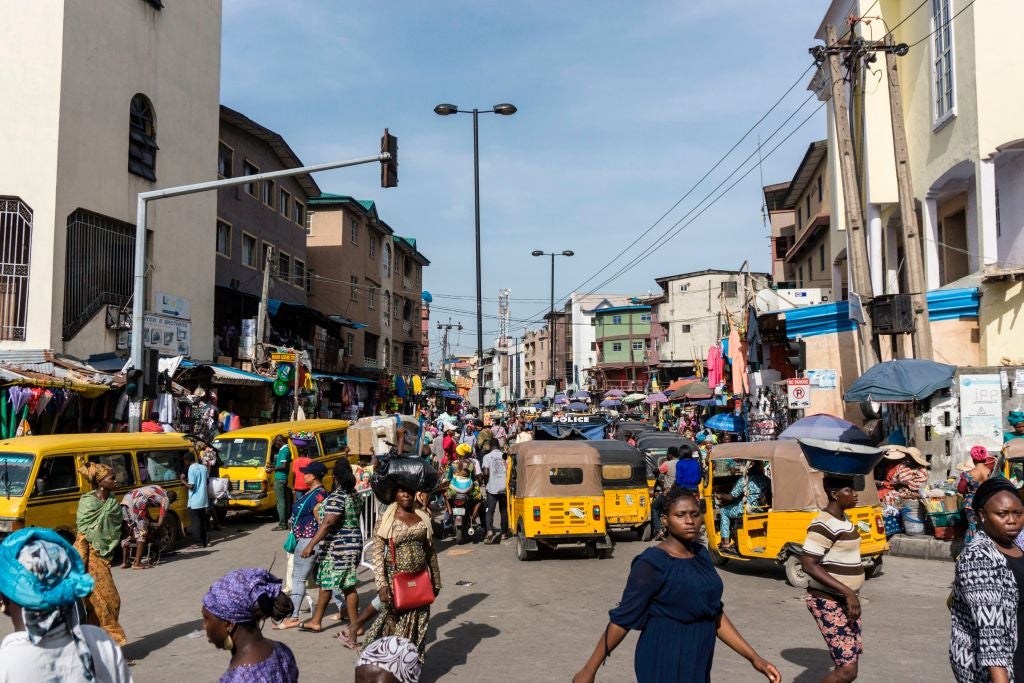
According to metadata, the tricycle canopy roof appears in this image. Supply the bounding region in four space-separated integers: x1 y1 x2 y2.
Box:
589 439 648 488
510 441 604 497
708 440 880 511
614 421 657 440
634 432 698 452
1005 439 1024 460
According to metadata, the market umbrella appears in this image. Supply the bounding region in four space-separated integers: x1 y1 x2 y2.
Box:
572 390 591 401
567 401 589 412
554 394 569 405
666 378 697 392
669 381 713 401
600 399 622 408
844 359 955 403
604 389 626 398
423 377 455 391
623 393 647 403
779 413 874 446
644 392 668 405
704 412 746 433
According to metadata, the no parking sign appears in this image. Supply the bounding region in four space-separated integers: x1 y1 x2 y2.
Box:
787 378 810 409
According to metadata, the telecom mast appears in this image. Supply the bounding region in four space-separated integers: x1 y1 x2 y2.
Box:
497 289 511 350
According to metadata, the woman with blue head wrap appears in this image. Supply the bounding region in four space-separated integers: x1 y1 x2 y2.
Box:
1005 411 1024 443
0 527 132 682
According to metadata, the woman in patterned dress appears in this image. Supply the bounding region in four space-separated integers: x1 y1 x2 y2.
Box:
300 459 363 640
364 484 441 662
958 446 997 544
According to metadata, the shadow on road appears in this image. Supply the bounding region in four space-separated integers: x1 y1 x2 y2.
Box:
122 618 203 661
780 647 835 682
423 621 501 681
428 592 489 637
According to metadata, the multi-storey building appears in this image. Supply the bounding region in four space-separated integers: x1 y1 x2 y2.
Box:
593 304 654 391
779 140 842 292
305 194 428 373
522 327 548 401
764 182 797 286
654 269 770 376
0 0 221 360
561 292 634 390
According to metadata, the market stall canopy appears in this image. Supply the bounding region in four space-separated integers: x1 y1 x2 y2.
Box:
572 390 591 401
599 399 622 408
644 392 668 405
623 393 647 403
843 359 955 403
704 412 746 433
441 391 462 400
604 389 626 398
567 401 589 412
669 381 712 401
179 360 271 387
779 413 874 446
422 377 455 391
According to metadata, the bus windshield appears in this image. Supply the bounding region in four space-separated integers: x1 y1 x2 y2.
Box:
217 439 269 468
0 453 35 498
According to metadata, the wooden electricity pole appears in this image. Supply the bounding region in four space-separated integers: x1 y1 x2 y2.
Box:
256 245 274 360
824 25 879 368
885 49 933 360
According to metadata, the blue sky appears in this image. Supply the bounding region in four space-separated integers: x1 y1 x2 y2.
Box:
222 0 830 356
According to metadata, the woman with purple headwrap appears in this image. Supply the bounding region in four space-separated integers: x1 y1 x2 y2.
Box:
201 568 298 683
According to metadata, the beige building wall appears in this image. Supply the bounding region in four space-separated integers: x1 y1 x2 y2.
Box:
978 279 1024 366
0 0 221 359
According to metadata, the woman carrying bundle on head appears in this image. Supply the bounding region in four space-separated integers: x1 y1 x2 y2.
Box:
75 462 127 647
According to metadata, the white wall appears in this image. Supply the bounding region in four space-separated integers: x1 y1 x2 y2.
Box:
568 292 632 389
0 0 222 359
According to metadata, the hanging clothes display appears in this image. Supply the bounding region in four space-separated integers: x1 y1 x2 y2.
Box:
728 319 748 395
706 344 724 388
746 305 761 365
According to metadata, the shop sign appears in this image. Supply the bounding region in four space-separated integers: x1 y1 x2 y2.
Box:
143 314 191 356
271 352 296 363
806 369 837 389
960 374 1003 452
155 292 191 320
787 378 810 409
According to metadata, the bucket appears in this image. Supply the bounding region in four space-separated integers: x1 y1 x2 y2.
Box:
901 502 927 536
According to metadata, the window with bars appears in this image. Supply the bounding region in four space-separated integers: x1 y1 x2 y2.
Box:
350 218 359 245
368 286 377 310
350 276 358 301
383 292 391 325
261 180 274 208
293 259 305 289
279 189 290 217
128 94 158 181
631 341 644 351
277 252 290 282
369 236 377 259
382 243 391 277
241 233 257 268
292 201 305 227
721 280 738 298
63 209 135 340
932 0 955 123
0 197 32 341
243 161 259 196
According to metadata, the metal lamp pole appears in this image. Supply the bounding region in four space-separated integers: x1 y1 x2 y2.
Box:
435 102 517 409
531 250 574 393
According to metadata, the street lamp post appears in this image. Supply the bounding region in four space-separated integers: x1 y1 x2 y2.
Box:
532 250 574 393
435 102 516 410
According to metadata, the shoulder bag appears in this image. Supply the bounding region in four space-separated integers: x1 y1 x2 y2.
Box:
283 489 318 554
389 529 435 611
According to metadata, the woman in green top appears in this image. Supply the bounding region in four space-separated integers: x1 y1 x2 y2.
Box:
74 461 128 646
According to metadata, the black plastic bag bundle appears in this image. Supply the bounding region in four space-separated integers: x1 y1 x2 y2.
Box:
370 456 440 504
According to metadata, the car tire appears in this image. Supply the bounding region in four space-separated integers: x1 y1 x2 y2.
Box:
638 523 653 542
596 547 614 560
160 512 182 553
784 553 810 589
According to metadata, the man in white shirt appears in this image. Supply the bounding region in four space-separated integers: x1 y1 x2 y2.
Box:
481 445 510 543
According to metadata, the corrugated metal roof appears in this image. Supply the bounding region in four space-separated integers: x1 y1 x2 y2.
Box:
784 287 979 339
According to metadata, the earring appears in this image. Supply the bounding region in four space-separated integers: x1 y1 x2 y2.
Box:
223 634 234 651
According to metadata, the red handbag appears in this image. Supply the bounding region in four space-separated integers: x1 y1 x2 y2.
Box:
389 536 435 611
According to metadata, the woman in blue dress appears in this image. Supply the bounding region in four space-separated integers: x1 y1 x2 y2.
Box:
573 486 781 683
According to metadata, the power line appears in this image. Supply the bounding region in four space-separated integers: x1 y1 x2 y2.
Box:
909 0 976 47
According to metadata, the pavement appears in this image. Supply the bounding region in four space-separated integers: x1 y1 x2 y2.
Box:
0 518 959 682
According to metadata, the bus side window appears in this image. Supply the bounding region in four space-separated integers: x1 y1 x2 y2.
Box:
320 429 348 455
139 450 186 482
34 455 78 496
88 453 135 488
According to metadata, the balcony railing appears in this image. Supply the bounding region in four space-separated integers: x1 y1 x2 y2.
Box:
401 320 413 334
362 357 380 369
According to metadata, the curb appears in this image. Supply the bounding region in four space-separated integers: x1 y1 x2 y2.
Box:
886 533 961 562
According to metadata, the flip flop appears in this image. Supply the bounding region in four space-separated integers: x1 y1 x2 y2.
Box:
298 623 324 633
273 620 301 631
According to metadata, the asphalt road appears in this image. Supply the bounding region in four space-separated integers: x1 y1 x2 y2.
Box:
1 518 957 682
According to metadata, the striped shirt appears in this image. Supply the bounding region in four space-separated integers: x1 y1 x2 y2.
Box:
802 511 864 597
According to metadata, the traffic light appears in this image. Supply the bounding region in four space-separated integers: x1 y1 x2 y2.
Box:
381 129 398 188
126 368 144 396
142 348 159 399
785 339 806 372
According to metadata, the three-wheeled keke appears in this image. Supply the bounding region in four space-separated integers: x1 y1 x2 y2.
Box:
701 440 889 587
1003 438 1024 483
506 441 613 561
590 440 652 541
614 420 656 441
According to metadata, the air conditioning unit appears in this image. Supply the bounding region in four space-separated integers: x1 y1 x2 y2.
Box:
872 294 915 335
754 288 833 313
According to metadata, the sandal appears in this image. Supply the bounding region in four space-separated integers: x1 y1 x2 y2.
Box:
298 622 324 633
273 618 301 630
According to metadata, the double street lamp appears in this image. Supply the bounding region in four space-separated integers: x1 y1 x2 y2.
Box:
435 102 517 409
532 249 574 392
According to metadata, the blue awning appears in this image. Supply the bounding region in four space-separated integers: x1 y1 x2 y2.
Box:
311 372 377 385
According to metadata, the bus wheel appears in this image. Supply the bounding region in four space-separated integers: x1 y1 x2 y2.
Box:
638 523 653 542
159 512 182 553
784 554 809 588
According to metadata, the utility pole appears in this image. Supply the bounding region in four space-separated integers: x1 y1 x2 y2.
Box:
885 46 933 359
256 245 274 361
817 25 879 368
437 318 462 382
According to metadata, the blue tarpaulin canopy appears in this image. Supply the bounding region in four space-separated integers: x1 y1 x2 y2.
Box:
779 413 873 445
532 417 609 440
844 359 956 403
704 412 746 433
